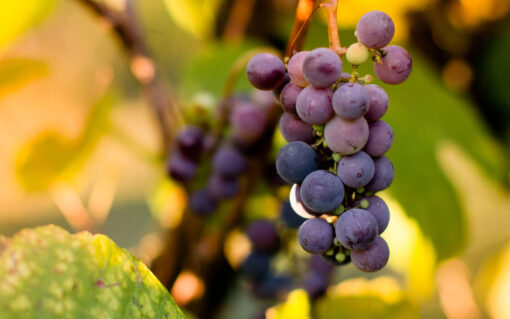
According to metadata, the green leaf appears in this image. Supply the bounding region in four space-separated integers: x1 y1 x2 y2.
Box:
163 0 223 39
0 58 48 97
15 92 115 191
0 1 57 49
0 225 185 318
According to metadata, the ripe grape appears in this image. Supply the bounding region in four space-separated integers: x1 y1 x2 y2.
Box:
302 48 342 88
296 86 334 124
279 112 314 143
272 73 290 100
298 218 334 254
324 116 369 155
276 141 318 184
335 208 378 250
365 156 394 192
356 11 395 49
246 53 286 90
189 189 217 215
280 82 303 114
332 82 369 120
309 254 334 275
373 45 412 84
246 219 280 254
207 174 240 199
213 145 248 177
242 252 271 280
337 151 375 188
280 201 306 229
300 170 345 213
290 184 321 218
364 84 389 122
176 125 204 159
364 120 394 157
287 51 309 87
251 89 277 111
350 236 389 272
346 43 369 65
253 275 292 299
230 102 267 145
302 272 329 299
167 151 197 182
358 196 390 234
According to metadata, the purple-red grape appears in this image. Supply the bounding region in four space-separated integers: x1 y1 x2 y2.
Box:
247 53 286 90
213 145 248 177
373 45 412 84
296 86 334 124
167 151 197 182
287 51 309 87
337 151 375 188
279 112 314 143
356 11 395 49
207 174 240 199
335 208 378 250
358 195 390 234
246 219 280 254
280 82 303 114
365 155 394 192
298 218 334 254
230 102 267 145
350 236 389 272
332 82 369 120
364 120 393 157
176 125 204 159
364 84 389 122
302 48 342 88
189 189 217 215
324 116 369 155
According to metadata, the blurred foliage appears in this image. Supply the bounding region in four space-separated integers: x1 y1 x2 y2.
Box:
0 59 48 97
15 92 115 191
0 225 184 318
0 1 58 49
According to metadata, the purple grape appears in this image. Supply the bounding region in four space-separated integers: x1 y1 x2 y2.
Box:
300 170 344 213
358 196 390 234
167 151 197 182
335 208 378 251
302 272 329 299
252 275 292 299
309 254 334 275
337 151 375 188
332 82 369 120
364 84 389 122
230 102 267 145
350 236 389 272
272 73 290 100
280 82 303 114
213 145 248 177
373 45 412 84
365 155 394 192
296 86 334 124
288 51 309 87
302 48 342 88
189 189 217 215
324 116 369 155
291 184 322 218
246 53 286 90
298 218 334 254
356 11 395 49
364 120 393 157
252 89 277 111
176 125 204 159
276 141 318 184
279 112 314 143
280 201 306 229
207 174 240 199
242 252 271 280
246 219 280 254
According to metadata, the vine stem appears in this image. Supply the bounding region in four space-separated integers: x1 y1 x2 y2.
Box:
321 0 346 56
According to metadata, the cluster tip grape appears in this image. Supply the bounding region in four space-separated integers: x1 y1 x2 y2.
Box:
246 10 412 272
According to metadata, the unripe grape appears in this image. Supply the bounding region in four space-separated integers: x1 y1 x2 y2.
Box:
346 43 369 65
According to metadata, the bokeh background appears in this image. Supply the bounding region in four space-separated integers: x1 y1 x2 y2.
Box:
1 0 510 318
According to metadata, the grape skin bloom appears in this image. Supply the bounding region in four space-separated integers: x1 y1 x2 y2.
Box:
298 218 334 254
300 170 345 213
363 120 394 157
335 208 378 251
337 151 375 188
351 236 389 272
373 45 413 84
324 116 369 155
302 48 342 88
279 112 315 144
356 11 395 49
296 86 334 124
332 82 370 120
246 53 286 90
276 141 318 184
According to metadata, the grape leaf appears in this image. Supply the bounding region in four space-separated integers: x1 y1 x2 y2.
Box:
0 225 185 318
0 58 48 98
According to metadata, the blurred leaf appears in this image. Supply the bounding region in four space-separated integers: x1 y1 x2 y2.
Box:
270 289 311 319
15 92 115 191
164 0 223 39
180 43 260 99
0 1 57 49
315 294 419 319
0 58 48 97
302 27 506 259
0 225 184 318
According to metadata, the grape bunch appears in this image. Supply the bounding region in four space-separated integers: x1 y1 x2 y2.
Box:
246 10 411 272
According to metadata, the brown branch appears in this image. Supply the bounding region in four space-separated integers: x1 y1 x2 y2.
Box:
321 0 346 55
75 0 182 152
285 0 321 58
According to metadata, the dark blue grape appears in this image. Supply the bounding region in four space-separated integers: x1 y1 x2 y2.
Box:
296 86 333 124
335 208 378 250
213 145 248 177
351 236 389 272
252 275 292 299
276 141 318 184
302 48 342 88
280 201 306 229
167 151 197 182
364 120 393 157
309 254 334 275
176 125 204 159
247 53 286 90
207 174 240 199
242 252 271 280
373 45 412 84
280 82 303 114
365 155 394 192
189 189 217 215
298 218 334 254
246 220 280 254
302 272 329 299
358 195 390 234
288 51 309 87
300 170 344 213
279 112 314 144
332 82 369 120
356 11 395 49
291 184 322 218
364 84 388 122
337 151 375 188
